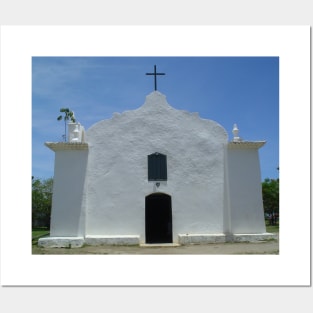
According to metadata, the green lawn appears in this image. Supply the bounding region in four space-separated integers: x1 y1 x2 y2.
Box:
32 228 50 244
266 224 279 233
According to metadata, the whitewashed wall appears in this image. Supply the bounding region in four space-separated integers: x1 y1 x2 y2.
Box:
84 91 228 243
225 143 266 234
49 145 88 237
45 92 268 247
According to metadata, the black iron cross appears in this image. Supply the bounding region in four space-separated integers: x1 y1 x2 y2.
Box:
146 65 165 91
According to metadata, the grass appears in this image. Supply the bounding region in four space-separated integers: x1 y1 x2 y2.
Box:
266 223 279 233
32 228 50 245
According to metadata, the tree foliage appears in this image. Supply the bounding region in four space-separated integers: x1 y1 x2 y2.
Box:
262 178 279 216
32 176 53 228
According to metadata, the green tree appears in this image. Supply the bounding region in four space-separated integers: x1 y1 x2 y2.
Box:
32 177 53 229
57 108 76 142
262 178 279 224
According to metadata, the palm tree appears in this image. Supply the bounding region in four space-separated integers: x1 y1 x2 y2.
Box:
57 108 76 142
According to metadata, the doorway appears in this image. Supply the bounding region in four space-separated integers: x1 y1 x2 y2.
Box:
145 193 173 244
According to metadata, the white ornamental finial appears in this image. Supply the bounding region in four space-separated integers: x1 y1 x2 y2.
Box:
232 124 241 142
71 124 80 142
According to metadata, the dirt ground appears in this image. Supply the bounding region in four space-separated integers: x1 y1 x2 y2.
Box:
32 238 279 255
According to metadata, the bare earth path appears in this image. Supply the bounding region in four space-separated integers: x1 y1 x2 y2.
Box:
32 239 279 255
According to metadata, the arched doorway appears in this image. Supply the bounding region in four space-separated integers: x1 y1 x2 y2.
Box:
145 193 173 244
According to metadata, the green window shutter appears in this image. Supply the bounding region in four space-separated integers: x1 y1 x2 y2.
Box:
148 153 167 181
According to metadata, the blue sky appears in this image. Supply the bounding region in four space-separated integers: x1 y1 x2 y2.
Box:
32 56 279 181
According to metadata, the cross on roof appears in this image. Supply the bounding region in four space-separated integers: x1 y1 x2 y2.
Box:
146 65 165 91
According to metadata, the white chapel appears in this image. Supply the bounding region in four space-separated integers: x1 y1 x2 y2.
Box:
39 89 274 248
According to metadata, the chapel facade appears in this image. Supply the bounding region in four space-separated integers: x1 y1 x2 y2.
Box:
39 91 273 248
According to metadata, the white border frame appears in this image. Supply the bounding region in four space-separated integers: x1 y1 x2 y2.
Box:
0 25 310 286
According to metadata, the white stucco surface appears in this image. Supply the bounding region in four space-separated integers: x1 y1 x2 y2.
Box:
46 143 88 237
85 235 140 246
178 234 227 244
84 91 228 243
226 142 266 234
38 237 84 248
42 91 268 247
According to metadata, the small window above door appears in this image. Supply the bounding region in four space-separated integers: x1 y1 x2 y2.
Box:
148 152 167 181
